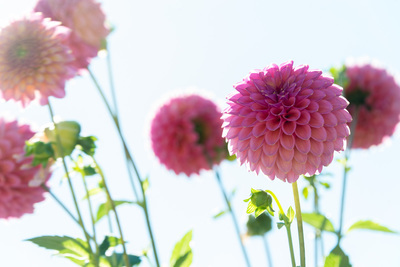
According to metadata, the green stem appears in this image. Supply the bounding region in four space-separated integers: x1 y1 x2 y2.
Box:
262 234 273 267
292 181 306 267
265 190 285 215
214 169 252 267
337 106 359 245
41 184 80 227
47 101 98 266
285 224 296 267
88 68 160 267
92 156 130 267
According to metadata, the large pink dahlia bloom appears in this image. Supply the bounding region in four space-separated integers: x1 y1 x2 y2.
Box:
0 118 51 219
151 94 228 176
344 63 400 149
222 61 352 183
0 13 76 106
34 0 110 71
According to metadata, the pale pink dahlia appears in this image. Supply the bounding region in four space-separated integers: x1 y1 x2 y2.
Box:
222 61 352 183
151 95 228 176
34 0 110 71
344 63 400 148
0 118 51 219
0 13 76 106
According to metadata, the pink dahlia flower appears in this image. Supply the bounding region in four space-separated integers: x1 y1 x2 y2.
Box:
0 13 76 107
0 118 51 219
34 0 110 71
222 61 352 183
344 63 400 149
151 94 228 176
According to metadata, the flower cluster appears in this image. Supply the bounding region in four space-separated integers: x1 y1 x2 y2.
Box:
150 94 228 176
344 63 400 149
0 118 51 219
222 61 352 183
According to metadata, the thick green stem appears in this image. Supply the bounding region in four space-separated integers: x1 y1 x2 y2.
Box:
214 170 252 267
88 68 160 267
262 234 273 267
47 102 98 266
292 181 306 267
92 157 130 267
285 224 296 267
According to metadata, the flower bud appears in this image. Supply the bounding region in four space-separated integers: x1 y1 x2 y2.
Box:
246 213 272 236
45 121 81 158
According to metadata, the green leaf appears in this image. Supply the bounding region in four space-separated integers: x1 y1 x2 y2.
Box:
105 253 141 267
287 206 295 224
170 230 193 267
302 213 336 233
142 177 149 193
277 222 285 229
26 236 90 265
96 200 133 223
77 136 98 156
25 141 55 167
319 182 331 189
302 187 309 199
329 65 349 88
346 220 398 234
213 210 227 219
83 187 104 200
324 245 352 267
99 236 123 256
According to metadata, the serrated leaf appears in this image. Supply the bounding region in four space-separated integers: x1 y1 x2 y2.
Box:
302 213 336 233
96 200 133 223
287 206 295 224
27 236 90 265
324 245 352 267
346 220 397 234
302 187 309 199
170 230 193 267
213 210 227 219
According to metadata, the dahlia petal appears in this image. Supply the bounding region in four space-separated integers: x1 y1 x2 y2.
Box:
295 98 311 109
306 101 319 113
252 123 267 137
265 116 282 131
325 127 337 141
334 109 352 124
276 156 292 174
309 112 324 128
295 124 311 140
293 149 307 164
297 110 311 125
265 130 281 145
238 127 253 140
333 138 345 151
311 127 327 141
331 96 349 110
242 117 257 127
286 171 299 183
278 147 294 161
284 108 301 121
261 153 276 168
250 136 264 151
229 117 245 127
295 138 311 154
263 143 280 156
336 123 350 138
307 154 321 168
248 148 262 164
292 160 306 175
322 113 338 127
310 140 324 156
238 139 250 152
282 121 296 135
280 134 295 150
318 100 333 114
224 127 241 139
309 89 326 101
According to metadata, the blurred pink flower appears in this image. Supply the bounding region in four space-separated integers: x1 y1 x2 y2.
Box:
345 64 400 148
0 14 76 106
34 0 110 71
0 118 51 219
151 94 227 176
222 61 352 183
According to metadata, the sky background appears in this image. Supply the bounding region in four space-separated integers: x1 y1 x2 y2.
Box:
0 0 400 266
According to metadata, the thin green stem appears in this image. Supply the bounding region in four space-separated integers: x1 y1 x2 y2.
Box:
285 224 296 267
337 107 359 245
106 48 119 120
265 190 285 215
214 169 252 267
92 156 130 267
292 181 306 267
262 234 273 267
41 184 80 226
47 102 98 266
88 68 160 267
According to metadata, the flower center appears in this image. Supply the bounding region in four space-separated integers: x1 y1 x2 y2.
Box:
345 87 370 108
6 38 40 70
192 118 209 145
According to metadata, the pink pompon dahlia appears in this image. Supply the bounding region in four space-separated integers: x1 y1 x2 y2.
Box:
34 0 110 71
151 94 228 176
0 118 51 219
344 63 400 149
0 13 77 107
222 61 352 183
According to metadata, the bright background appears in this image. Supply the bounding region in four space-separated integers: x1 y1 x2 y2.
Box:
0 0 399 266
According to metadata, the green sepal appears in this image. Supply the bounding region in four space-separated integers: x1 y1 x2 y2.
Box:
277 222 285 229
